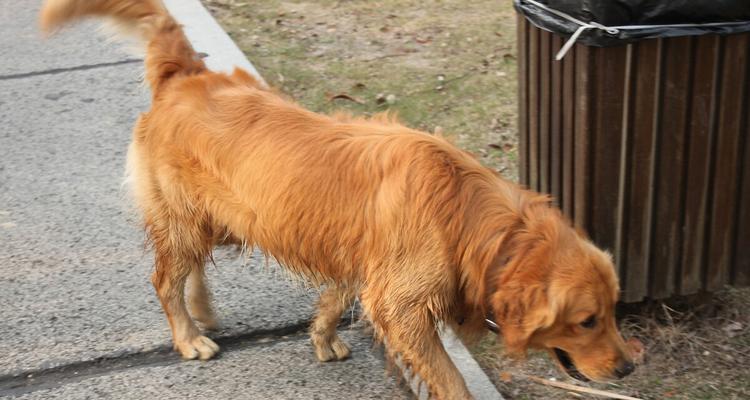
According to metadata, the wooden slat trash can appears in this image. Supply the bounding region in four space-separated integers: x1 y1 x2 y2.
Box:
515 2 750 302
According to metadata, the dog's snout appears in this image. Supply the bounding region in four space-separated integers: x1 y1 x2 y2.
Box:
614 360 635 378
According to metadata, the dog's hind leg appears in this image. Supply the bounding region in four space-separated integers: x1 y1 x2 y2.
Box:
187 267 218 330
310 285 355 362
150 215 219 360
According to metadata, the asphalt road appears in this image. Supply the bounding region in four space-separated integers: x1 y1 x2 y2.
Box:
0 0 408 398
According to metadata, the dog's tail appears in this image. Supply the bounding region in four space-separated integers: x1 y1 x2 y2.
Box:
40 0 205 93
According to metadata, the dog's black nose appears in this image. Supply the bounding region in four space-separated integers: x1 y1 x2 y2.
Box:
614 361 635 378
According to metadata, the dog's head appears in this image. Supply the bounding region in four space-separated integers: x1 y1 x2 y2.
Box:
488 211 635 382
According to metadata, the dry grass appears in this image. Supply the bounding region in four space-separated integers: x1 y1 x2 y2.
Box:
204 1 750 398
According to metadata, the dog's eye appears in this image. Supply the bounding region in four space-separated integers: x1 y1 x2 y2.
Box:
580 315 597 329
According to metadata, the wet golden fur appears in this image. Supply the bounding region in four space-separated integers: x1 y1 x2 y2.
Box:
40 1 635 398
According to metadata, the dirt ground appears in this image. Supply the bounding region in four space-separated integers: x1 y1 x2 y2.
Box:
204 1 750 398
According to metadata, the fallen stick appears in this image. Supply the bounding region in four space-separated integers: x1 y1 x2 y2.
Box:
526 376 643 400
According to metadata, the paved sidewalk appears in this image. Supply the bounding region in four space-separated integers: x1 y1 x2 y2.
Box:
0 0 407 398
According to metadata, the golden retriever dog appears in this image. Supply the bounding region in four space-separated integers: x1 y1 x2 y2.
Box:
40 0 636 398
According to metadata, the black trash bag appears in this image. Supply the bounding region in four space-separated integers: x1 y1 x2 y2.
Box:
515 0 750 47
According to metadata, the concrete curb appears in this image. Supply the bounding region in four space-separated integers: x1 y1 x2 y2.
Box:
162 1 502 399
440 328 503 400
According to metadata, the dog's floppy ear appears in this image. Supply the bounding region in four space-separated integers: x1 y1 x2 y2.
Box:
491 282 556 358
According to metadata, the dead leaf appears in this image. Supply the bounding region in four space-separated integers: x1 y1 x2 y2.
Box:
627 337 646 364
499 371 512 383
327 93 365 105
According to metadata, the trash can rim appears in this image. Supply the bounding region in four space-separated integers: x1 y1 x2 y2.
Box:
516 0 750 56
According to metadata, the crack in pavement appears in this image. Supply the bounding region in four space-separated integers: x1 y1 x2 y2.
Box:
0 320 318 398
0 59 142 81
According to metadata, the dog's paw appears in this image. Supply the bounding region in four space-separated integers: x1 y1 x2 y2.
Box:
312 334 351 362
175 335 220 360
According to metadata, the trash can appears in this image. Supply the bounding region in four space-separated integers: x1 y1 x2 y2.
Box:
515 0 750 302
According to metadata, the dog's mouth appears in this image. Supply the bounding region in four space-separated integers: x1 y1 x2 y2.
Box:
553 348 590 382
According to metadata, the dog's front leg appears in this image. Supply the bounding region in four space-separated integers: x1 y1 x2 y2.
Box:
187 267 218 330
310 285 355 361
365 301 472 399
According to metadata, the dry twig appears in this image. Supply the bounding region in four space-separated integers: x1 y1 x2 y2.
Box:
526 376 643 400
